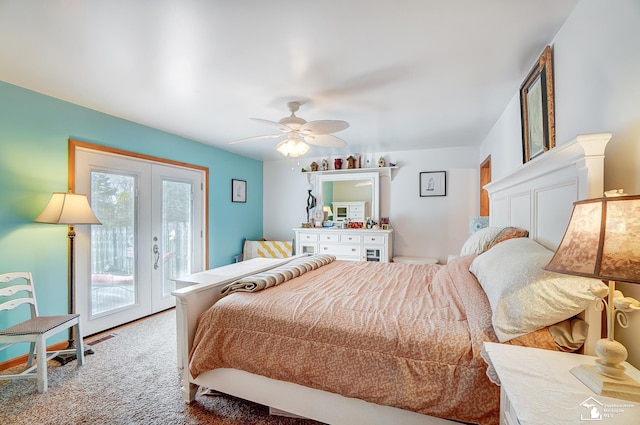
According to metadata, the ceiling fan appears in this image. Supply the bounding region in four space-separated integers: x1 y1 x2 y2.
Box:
230 101 349 157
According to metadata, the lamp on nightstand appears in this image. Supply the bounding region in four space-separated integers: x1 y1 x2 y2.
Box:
546 195 640 402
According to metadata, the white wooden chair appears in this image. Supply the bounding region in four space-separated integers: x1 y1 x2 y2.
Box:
0 272 84 393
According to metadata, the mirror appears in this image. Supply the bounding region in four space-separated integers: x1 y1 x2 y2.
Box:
316 172 379 222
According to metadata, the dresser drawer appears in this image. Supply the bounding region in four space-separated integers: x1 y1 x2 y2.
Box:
363 234 385 244
319 233 339 243
319 243 361 257
297 233 318 242
340 233 361 243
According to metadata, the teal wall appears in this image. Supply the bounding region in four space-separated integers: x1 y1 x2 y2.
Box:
0 81 263 362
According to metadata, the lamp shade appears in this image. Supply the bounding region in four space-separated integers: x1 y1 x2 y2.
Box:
546 195 640 284
34 192 102 225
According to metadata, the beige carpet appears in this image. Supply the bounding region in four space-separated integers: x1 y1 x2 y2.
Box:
0 309 324 425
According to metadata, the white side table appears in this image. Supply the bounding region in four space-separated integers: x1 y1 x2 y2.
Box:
483 342 640 425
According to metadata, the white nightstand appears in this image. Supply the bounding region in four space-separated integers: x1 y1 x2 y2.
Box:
483 343 640 425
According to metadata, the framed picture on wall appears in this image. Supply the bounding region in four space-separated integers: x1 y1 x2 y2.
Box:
520 45 555 163
419 171 446 197
231 179 246 203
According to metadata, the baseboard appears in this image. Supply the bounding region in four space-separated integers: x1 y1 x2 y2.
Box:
0 341 68 371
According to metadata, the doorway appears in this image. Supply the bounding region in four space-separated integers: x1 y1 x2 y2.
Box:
480 155 491 216
71 141 207 336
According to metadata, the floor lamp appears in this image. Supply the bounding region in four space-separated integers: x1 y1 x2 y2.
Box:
34 192 102 364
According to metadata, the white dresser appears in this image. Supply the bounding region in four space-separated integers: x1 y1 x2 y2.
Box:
294 228 393 262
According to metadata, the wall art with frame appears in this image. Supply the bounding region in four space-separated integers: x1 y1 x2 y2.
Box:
231 179 246 203
419 171 446 197
520 45 555 163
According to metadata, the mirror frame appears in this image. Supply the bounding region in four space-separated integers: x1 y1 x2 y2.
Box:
316 172 380 221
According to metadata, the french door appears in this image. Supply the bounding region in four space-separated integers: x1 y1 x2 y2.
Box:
74 147 205 336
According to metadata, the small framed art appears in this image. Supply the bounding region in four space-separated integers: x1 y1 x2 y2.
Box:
420 171 446 197
520 45 555 163
231 179 246 203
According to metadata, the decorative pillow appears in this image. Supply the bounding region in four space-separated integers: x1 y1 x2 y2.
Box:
459 227 504 256
486 226 529 250
469 237 606 342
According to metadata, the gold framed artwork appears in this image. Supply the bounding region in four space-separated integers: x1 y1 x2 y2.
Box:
520 45 555 163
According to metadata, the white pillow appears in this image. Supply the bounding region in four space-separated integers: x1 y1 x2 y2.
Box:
469 237 606 342
459 227 504 256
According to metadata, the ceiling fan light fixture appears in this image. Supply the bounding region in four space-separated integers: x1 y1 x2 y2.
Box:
276 138 309 157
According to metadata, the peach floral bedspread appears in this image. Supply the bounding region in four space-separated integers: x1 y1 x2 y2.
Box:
190 256 553 425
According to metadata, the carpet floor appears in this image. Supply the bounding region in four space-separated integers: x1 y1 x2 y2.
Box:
0 309 324 424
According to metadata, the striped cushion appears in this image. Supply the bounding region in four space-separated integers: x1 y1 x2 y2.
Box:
221 255 335 296
243 240 293 259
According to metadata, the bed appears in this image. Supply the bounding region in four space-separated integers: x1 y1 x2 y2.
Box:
173 132 612 425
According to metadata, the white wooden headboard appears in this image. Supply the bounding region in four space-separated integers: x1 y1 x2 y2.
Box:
484 132 611 354
485 132 611 250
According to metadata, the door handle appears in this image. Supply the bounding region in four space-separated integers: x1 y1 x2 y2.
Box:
153 244 160 270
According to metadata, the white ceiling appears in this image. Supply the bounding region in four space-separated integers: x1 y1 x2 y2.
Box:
0 0 580 161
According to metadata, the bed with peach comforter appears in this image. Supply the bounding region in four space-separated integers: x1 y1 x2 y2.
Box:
189 256 554 425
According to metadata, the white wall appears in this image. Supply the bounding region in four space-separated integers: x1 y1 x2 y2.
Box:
480 0 640 367
264 146 479 265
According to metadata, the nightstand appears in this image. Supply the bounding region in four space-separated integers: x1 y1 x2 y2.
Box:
483 343 640 425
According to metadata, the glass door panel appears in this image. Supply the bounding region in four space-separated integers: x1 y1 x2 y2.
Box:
161 179 192 298
90 172 137 316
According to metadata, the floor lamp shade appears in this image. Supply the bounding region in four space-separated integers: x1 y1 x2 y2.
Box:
34 192 101 225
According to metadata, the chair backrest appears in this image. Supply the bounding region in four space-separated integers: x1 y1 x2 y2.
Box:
0 272 39 318
243 240 293 260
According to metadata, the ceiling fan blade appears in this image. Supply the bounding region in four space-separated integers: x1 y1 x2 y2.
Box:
301 120 349 135
229 134 284 144
251 118 291 133
304 134 347 147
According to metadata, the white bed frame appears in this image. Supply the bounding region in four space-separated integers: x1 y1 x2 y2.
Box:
172 132 611 425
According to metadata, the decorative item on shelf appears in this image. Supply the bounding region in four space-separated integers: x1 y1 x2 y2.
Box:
347 155 357 169
378 156 385 167
380 217 390 230
389 162 397 167
469 216 489 233
321 159 329 171
348 221 363 229
310 161 319 172
301 222 312 228
334 158 343 170
546 194 640 402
